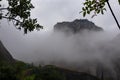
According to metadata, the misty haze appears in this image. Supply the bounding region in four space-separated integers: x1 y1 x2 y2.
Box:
1 0 120 80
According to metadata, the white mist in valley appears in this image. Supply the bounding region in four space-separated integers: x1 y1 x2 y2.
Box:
1 22 120 78
11 30 119 69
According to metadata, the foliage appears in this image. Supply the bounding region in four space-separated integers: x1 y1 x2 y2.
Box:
81 0 106 17
23 75 35 80
81 0 120 17
0 0 43 34
0 66 17 80
0 61 66 80
38 65 66 80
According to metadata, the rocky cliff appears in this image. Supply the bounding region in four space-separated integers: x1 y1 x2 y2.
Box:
0 41 14 62
54 19 103 33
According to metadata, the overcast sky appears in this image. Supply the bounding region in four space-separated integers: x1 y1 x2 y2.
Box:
30 0 120 32
0 0 120 60
1 0 120 32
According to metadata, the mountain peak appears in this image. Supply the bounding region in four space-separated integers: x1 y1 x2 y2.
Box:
54 19 103 33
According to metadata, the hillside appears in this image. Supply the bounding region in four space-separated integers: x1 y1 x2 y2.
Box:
0 40 100 80
0 62 100 80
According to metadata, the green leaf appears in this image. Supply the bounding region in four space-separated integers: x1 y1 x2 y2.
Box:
97 10 100 13
83 11 86 17
87 10 90 14
101 10 104 14
82 7 85 11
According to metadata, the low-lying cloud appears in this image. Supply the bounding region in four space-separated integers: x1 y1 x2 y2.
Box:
1 24 120 78
12 30 119 67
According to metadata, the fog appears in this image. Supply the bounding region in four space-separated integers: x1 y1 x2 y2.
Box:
1 19 120 78
1 0 120 79
3 28 119 68
14 29 120 77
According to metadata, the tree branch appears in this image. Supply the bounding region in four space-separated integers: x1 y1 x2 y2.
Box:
1 16 21 23
106 0 120 29
0 8 8 11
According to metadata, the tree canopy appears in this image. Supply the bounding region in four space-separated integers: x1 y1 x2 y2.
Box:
0 0 43 34
81 0 120 17
81 0 120 29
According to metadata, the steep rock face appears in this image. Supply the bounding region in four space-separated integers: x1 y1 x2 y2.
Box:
54 19 103 33
0 41 14 62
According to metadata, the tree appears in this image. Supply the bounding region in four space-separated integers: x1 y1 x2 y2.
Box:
0 0 43 34
81 0 120 29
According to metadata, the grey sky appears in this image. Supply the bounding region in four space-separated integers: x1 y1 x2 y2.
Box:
31 0 120 32
0 0 120 61
1 0 120 32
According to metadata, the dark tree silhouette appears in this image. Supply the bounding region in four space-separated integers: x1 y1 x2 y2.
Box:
81 0 120 29
0 0 43 34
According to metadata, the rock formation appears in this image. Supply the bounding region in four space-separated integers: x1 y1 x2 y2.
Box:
54 19 103 33
0 40 14 62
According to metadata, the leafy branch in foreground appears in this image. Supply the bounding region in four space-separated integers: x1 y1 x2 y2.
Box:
0 0 43 34
81 0 120 29
80 0 107 17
